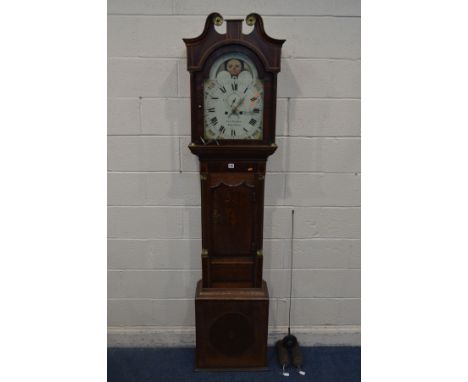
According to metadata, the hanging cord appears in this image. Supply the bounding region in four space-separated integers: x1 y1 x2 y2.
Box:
288 209 306 375
288 209 295 336
278 209 306 376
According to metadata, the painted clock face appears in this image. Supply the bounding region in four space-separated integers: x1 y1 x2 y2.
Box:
204 53 264 140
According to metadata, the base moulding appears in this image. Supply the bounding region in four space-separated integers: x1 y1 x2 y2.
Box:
108 325 360 347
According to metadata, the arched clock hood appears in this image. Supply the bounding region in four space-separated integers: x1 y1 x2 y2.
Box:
184 13 285 159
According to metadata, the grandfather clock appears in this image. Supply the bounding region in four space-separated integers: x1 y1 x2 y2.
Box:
183 13 284 370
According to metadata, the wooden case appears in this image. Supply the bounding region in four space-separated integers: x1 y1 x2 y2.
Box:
183 13 284 370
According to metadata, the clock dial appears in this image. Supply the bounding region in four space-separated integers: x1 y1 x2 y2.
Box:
204 53 263 140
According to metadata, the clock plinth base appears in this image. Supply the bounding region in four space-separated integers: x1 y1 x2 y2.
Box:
195 280 269 370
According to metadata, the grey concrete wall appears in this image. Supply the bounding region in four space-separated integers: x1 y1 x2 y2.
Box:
108 0 360 346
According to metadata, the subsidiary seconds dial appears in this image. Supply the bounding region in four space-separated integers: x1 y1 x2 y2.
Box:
203 53 264 140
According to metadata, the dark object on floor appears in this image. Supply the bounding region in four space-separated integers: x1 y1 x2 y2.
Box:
275 340 289 375
276 336 304 376
290 341 305 375
108 346 361 382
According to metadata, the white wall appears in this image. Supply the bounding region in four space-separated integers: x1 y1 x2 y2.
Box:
108 0 361 346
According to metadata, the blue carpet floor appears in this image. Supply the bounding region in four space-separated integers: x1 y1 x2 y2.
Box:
108 346 360 382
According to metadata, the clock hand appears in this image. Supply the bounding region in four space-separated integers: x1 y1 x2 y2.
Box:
232 96 245 112
229 99 237 114
228 97 244 117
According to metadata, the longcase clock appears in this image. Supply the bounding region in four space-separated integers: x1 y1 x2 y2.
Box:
183 13 285 370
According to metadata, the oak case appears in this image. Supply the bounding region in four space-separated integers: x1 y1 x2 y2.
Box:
183 13 284 370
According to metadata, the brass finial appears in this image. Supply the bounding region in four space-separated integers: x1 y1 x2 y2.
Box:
246 14 257 26
213 14 223 26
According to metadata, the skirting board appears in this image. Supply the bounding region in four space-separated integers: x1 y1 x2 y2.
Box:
108 326 360 347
